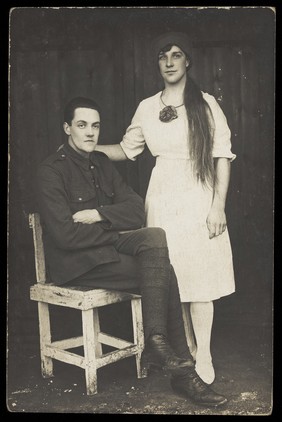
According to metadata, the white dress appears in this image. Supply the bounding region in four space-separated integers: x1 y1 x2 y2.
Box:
120 91 236 302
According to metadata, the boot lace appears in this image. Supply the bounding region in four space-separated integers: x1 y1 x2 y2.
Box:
190 373 209 393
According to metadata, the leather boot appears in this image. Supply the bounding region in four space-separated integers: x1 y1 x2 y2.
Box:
170 369 228 407
142 334 194 374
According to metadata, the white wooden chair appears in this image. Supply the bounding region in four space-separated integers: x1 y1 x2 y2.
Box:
182 303 197 361
29 212 147 395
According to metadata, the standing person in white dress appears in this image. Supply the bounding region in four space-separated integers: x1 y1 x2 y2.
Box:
95 32 236 385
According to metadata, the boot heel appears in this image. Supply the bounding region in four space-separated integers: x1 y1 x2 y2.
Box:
143 334 195 375
141 352 162 374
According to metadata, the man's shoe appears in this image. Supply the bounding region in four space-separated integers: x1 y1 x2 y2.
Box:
142 334 194 374
171 369 228 407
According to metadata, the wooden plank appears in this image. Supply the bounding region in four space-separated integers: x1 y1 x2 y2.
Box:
96 345 139 369
51 336 83 350
240 46 260 219
82 309 98 395
131 298 145 351
42 50 63 153
98 332 133 349
30 284 141 310
83 290 141 310
44 345 85 368
181 303 197 360
30 285 87 309
37 302 53 377
226 44 244 225
29 213 46 284
93 308 103 358
131 298 147 378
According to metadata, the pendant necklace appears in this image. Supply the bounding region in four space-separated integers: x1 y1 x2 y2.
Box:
159 92 184 123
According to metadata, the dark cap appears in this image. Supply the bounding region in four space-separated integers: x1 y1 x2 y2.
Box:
152 31 193 62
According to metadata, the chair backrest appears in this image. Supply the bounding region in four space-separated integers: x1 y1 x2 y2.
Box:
29 213 47 284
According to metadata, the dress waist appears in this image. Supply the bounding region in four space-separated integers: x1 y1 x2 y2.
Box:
155 156 194 173
156 155 191 163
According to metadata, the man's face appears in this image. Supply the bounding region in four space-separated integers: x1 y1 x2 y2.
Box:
64 107 100 157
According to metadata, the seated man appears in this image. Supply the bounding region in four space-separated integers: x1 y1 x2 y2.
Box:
36 96 227 407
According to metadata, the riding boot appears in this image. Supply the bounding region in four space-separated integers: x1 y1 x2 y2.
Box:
143 333 194 374
137 248 192 373
167 266 195 362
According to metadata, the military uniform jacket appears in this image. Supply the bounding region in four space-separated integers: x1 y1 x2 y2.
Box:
37 142 145 285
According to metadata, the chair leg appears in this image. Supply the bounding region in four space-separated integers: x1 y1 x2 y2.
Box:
131 298 147 378
82 309 98 395
37 302 54 378
93 308 103 358
181 302 197 360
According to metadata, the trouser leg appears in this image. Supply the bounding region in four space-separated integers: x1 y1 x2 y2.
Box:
114 227 171 341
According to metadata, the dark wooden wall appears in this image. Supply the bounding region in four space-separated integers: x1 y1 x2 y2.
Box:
8 7 275 352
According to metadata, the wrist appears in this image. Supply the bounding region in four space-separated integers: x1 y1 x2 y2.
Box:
92 209 104 222
211 200 225 211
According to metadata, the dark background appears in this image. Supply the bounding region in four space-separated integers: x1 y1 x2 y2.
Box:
8 7 274 357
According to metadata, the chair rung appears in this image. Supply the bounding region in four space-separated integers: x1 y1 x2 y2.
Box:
98 332 133 349
50 333 134 354
96 345 139 369
44 343 139 370
45 345 85 368
51 336 84 350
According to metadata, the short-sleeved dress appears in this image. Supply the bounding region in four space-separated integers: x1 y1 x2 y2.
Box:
120 91 236 302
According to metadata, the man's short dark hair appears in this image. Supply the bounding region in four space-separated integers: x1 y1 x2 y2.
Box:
64 97 101 125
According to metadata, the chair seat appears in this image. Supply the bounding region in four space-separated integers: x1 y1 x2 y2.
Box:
30 283 141 310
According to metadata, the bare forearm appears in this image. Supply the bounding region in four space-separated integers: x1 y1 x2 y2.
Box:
206 158 231 238
212 158 231 209
95 144 127 161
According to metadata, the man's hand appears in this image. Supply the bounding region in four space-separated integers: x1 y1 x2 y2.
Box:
206 206 227 239
72 209 104 224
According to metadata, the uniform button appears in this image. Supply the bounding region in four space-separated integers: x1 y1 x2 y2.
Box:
100 205 103 207
95 185 99 188
90 165 94 169
78 197 82 201
61 154 66 158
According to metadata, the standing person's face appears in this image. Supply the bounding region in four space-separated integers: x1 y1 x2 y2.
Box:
158 45 189 85
63 107 100 158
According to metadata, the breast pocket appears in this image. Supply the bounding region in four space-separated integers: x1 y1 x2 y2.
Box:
69 190 97 212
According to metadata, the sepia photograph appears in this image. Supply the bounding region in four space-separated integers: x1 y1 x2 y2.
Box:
7 6 274 415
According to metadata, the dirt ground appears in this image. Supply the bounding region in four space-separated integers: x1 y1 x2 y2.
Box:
6 321 272 415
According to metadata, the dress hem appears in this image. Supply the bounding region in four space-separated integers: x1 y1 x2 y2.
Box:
179 289 236 303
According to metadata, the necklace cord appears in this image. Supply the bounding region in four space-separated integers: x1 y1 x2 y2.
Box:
160 92 184 108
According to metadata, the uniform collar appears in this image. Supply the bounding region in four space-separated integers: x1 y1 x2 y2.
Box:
62 142 101 170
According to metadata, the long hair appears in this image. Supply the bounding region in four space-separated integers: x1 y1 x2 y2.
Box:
159 44 215 187
184 76 215 187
